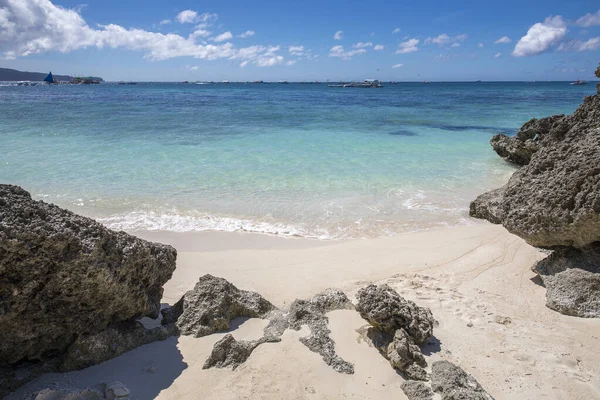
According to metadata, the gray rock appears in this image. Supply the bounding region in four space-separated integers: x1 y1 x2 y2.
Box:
401 380 434 400
203 333 280 370
533 244 600 318
387 329 428 381
263 288 355 374
356 284 435 344
105 381 129 400
431 361 494 400
0 185 177 396
164 274 275 337
596 63 600 94
470 96 600 249
490 115 568 166
61 321 177 371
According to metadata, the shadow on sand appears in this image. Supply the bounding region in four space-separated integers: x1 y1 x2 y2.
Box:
5 337 187 400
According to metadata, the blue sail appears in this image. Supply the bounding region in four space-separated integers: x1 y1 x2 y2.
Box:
43 72 54 83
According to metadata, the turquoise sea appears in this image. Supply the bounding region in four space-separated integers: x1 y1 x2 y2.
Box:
0 81 596 239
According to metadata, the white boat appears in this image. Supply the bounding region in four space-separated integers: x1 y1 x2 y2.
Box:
342 79 383 88
570 80 587 85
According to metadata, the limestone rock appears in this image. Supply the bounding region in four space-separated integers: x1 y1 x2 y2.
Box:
264 288 355 374
470 96 600 249
533 244 600 318
203 334 280 370
387 329 428 380
431 361 494 400
356 284 435 344
105 382 129 400
401 380 434 400
0 184 177 396
164 274 275 337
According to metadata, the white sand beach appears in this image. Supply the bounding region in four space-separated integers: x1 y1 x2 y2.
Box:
7 224 600 400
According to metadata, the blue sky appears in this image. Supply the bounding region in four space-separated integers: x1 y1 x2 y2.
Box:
1 0 599 81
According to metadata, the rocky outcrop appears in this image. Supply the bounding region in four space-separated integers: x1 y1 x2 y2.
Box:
0 185 177 396
470 66 600 318
32 382 130 400
163 274 275 337
203 334 280 370
430 361 494 400
596 63 600 94
533 244 600 318
356 284 435 380
401 380 434 400
263 288 355 374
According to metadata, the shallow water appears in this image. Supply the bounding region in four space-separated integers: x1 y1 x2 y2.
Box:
0 81 595 238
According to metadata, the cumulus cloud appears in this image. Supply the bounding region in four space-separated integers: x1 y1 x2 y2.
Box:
334 30 343 40
286 60 296 66
159 19 171 25
176 10 197 24
576 10 600 27
425 33 467 47
392 28 401 34
353 42 373 49
0 0 282 68
392 63 404 68
211 31 233 42
451 43 460 47
238 30 255 38
328 45 366 59
289 45 304 56
478 42 484 48
494 36 511 44
374 44 385 51
557 37 600 52
396 38 419 54
494 52 502 58
512 16 567 56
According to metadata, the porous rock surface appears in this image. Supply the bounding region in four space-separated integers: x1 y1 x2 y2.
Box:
263 288 356 374
356 284 435 380
31 382 130 400
401 380 434 400
470 68 600 317
430 360 494 400
202 333 280 370
0 185 177 396
163 274 275 337
533 243 600 318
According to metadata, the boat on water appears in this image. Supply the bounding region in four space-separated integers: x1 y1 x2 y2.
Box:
43 72 56 84
570 80 587 85
422 80 431 84
340 79 383 88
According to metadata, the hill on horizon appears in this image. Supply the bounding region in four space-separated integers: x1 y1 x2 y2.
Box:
0 68 102 82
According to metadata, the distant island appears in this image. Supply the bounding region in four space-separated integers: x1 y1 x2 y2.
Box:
0 67 102 82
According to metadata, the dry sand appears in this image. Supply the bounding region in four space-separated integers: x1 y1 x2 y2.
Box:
7 224 600 400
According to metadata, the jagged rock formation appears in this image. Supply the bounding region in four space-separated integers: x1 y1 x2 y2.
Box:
200 287 355 374
470 65 600 318
356 284 435 380
31 382 130 400
0 185 178 396
203 334 280 370
402 361 494 400
533 244 600 318
264 288 356 374
430 361 494 400
163 274 275 337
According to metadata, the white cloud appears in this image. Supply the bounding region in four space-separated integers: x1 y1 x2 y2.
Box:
240 60 248 68
558 37 600 52
286 60 296 66
451 43 460 47
494 36 512 44
159 19 171 25
328 45 366 59
392 28 401 34
374 44 385 51
190 29 211 39
392 63 404 68
396 38 419 54
494 52 502 58
184 65 199 70
176 10 197 24
288 45 304 55
512 16 567 57
211 31 233 42
576 10 600 27
478 42 484 48
353 42 373 49
0 0 282 68
238 30 255 38
425 33 467 47
334 30 343 40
